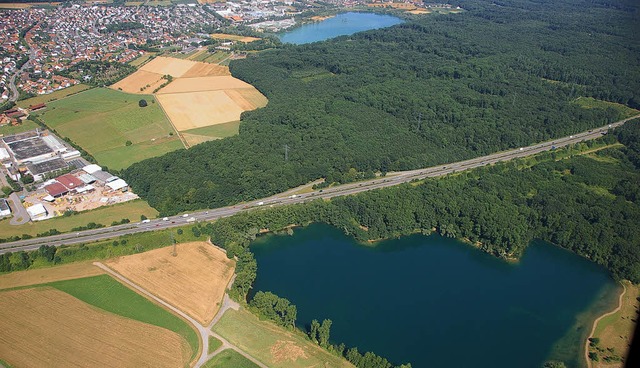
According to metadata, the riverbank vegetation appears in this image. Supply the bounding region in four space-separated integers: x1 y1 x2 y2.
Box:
124 0 639 215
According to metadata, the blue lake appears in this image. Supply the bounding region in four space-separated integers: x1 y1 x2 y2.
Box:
250 223 620 368
279 12 403 45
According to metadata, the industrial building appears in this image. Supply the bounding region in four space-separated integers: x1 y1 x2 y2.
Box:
0 198 11 217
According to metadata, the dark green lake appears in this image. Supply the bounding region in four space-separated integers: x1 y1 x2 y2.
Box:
250 223 620 368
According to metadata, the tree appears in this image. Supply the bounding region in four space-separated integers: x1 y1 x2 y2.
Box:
138 99 147 107
140 214 147 221
309 319 320 343
318 319 332 347
125 140 133 146
20 174 34 184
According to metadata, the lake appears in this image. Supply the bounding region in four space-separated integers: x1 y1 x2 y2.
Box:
250 223 620 368
279 12 403 45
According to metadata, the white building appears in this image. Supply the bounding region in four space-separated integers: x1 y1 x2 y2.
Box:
0 198 11 217
26 203 48 221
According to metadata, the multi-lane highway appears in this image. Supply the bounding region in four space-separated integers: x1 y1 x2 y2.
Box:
0 115 637 254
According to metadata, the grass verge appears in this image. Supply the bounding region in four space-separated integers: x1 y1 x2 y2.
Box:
203 349 259 368
183 121 240 139
209 336 223 353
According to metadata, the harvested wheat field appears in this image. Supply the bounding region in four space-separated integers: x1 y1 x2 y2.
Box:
182 63 231 78
0 262 103 290
156 76 255 94
182 132 219 147
0 287 190 368
106 242 235 324
157 91 246 130
112 69 167 94
211 33 260 43
140 56 196 77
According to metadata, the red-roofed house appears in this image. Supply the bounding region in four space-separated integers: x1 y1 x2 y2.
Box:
56 174 83 190
45 182 68 198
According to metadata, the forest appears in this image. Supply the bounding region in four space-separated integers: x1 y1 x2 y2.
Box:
198 122 640 296
123 0 639 215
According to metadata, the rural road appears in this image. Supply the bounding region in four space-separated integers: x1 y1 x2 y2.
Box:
0 115 637 254
94 262 266 368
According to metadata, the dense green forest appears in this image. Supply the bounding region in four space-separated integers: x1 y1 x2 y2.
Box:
196 123 640 299
123 0 639 215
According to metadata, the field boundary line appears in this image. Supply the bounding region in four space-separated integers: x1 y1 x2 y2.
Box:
154 93 188 149
94 262 205 368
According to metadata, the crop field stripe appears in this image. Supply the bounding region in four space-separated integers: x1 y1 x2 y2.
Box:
47 274 200 360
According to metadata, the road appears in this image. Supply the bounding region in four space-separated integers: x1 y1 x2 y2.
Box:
95 262 266 368
0 115 637 254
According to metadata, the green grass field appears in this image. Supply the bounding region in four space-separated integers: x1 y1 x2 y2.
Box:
183 121 240 139
36 88 183 170
0 200 158 239
129 53 157 67
16 84 92 109
48 275 199 360
0 119 40 136
209 336 223 353
573 97 640 119
213 309 352 368
203 349 259 368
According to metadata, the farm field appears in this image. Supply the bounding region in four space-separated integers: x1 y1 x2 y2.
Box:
0 119 40 136
183 121 240 139
36 88 181 170
203 349 259 368
211 33 260 43
0 261 103 290
0 287 190 368
129 52 157 67
0 199 158 238
106 241 235 324
16 84 92 108
590 282 640 367
112 56 266 136
213 309 353 368
49 274 199 359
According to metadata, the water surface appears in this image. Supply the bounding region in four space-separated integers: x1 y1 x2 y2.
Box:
279 12 403 45
251 223 620 368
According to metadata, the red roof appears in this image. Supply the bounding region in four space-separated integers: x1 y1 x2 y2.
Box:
29 103 47 110
45 182 68 197
56 174 83 190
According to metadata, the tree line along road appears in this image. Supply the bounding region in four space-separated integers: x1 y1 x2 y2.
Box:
0 115 637 255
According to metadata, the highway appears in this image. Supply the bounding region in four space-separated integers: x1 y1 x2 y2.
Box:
0 115 637 254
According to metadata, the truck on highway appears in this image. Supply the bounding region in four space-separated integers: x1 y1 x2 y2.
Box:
186 217 196 223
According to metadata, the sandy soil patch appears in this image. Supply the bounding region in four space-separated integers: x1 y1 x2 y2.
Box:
157 90 246 131
105 242 235 324
0 262 103 290
0 287 190 368
112 70 166 94
182 63 230 78
211 33 260 43
225 89 268 110
156 75 255 94
271 340 308 363
140 56 196 78
182 133 218 147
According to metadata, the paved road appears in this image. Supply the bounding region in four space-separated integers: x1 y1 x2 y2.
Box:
0 115 637 254
8 193 29 225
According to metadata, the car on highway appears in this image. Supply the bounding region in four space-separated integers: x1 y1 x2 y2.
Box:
182 214 189 218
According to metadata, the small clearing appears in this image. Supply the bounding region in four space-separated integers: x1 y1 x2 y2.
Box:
105 241 235 324
0 287 189 368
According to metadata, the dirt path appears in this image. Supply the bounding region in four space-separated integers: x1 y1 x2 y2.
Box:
585 282 627 368
94 262 264 368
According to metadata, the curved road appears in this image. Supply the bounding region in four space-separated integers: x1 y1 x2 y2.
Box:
0 116 637 254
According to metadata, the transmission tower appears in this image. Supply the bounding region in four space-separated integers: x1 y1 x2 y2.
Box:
170 232 177 257
284 144 289 161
